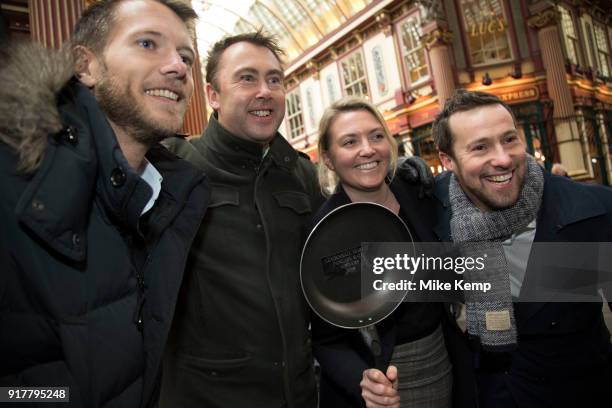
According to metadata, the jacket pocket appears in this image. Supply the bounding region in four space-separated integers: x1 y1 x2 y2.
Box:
174 351 252 378
209 185 239 208
273 191 312 215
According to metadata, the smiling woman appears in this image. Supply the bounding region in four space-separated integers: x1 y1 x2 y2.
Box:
312 97 454 408
317 97 398 200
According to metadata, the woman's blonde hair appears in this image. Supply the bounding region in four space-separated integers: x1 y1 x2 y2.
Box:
317 96 398 195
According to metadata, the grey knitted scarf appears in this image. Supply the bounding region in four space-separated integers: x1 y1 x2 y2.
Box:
449 155 544 351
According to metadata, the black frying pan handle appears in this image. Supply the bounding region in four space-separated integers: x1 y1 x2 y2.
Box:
359 326 386 373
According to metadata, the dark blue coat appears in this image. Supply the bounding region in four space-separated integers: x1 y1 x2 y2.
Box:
0 75 210 407
433 171 612 408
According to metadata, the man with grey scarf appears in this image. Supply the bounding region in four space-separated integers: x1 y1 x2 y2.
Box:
428 90 612 407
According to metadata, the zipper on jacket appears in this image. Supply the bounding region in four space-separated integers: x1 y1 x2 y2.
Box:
132 196 169 332
252 157 294 407
135 249 154 332
254 151 269 175
134 266 146 332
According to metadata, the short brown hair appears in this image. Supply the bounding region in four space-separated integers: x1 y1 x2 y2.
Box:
205 30 284 90
72 0 197 56
317 97 398 195
433 90 516 157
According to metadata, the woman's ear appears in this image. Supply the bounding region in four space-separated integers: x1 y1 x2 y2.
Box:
322 151 335 171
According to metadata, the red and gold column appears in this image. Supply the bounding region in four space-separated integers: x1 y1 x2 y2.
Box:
29 0 84 49
422 21 456 105
182 38 208 136
528 7 589 178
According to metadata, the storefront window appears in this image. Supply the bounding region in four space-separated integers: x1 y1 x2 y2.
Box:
286 90 304 139
580 109 607 185
511 103 551 171
558 5 580 65
593 24 610 77
340 51 369 98
398 14 429 85
459 0 512 66
326 73 338 103
609 27 612 67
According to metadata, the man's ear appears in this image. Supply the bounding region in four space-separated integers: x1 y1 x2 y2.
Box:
74 45 101 88
439 151 454 173
205 82 220 111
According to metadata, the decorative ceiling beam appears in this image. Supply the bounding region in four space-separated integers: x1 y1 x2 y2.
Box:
253 0 305 52
292 0 325 37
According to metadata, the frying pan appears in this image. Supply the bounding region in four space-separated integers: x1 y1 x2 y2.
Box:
300 202 415 371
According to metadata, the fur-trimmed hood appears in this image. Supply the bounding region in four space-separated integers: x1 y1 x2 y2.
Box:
0 41 74 173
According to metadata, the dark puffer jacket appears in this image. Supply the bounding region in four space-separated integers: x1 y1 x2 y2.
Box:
0 44 210 407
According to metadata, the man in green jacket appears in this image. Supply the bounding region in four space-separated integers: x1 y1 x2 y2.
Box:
160 30 432 407
160 31 321 408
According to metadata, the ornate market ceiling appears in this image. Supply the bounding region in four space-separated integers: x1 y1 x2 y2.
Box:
191 0 373 65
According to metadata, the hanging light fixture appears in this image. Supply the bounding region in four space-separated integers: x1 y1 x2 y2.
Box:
482 72 492 86
510 65 522 79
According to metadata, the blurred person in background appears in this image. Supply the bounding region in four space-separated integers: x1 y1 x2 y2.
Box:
551 162 570 178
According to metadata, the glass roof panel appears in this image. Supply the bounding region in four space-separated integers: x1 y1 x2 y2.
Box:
303 0 346 32
192 0 372 68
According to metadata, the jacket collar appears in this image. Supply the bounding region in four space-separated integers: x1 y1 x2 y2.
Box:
78 84 153 236
433 170 607 241
194 113 298 171
389 178 437 242
15 82 205 262
14 83 95 262
432 172 452 241
534 171 607 239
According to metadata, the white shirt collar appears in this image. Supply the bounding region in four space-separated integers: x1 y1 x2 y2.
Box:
140 159 163 215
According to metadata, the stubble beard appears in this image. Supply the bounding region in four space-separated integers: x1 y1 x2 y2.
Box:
474 169 525 211
95 72 182 148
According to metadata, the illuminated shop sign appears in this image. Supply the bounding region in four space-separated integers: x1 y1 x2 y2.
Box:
498 87 539 104
460 0 512 65
468 15 508 37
